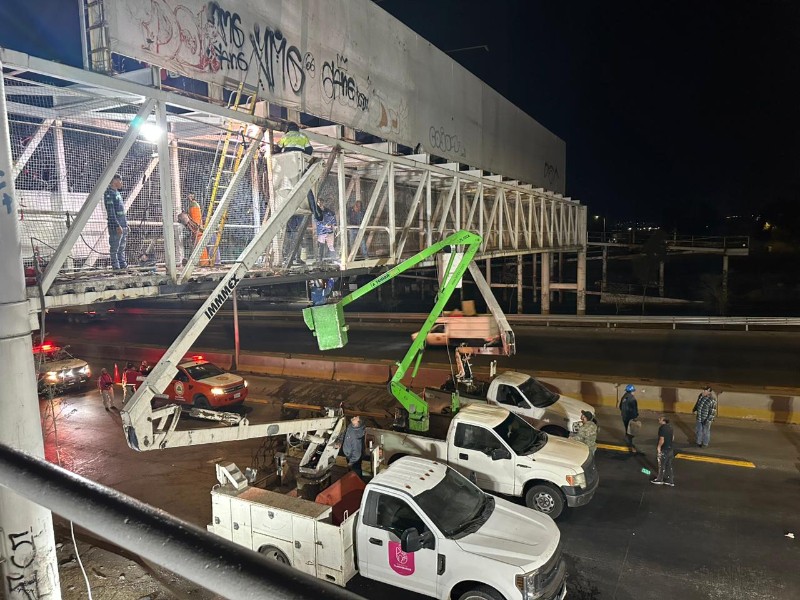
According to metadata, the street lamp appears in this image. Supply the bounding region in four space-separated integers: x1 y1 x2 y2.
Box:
594 215 606 240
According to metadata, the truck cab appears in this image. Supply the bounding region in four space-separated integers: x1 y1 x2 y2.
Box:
411 315 501 348
482 371 593 437
370 404 598 519
209 456 567 600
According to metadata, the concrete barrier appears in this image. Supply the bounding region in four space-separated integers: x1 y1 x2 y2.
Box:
73 343 799 424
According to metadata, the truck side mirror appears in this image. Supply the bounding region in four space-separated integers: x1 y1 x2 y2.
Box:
401 528 434 552
491 448 511 461
401 528 422 553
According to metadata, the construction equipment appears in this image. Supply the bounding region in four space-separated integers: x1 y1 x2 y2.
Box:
302 229 515 432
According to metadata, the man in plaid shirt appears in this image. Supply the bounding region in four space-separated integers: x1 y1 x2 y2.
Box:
692 386 717 448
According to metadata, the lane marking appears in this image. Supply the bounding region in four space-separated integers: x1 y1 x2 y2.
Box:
674 453 756 468
597 442 756 468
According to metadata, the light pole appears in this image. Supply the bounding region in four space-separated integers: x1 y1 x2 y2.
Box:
594 215 606 241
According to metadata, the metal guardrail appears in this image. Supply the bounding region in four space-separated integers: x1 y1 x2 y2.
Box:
0 443 363 600
121 307 800 332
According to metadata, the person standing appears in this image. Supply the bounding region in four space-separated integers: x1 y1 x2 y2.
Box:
651 415 675 486
619 384 640 451
347 200 369 259
692 386 717 448
104 174 128 270
275 121 318 214
342 415 366 480
139 360 152 376
122 362 141 403
97 368 115 411
571 410 598 455
315 199 337 263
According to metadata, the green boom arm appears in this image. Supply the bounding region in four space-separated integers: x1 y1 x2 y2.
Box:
302 230 482 431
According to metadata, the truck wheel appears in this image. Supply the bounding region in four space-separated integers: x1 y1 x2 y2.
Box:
457 585 503 600
193 395 210 409
258 545 290 565
525 483 565 519
542 425 569 438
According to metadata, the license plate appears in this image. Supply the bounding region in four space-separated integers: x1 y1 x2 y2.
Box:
234 392 241 398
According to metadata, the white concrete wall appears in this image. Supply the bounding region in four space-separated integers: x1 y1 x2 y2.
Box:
107 0 566 191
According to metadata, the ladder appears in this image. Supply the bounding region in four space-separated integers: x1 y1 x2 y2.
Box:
199 83 258 266
83 0 113 73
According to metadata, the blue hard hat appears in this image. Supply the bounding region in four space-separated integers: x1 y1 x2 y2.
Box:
625 384 636 393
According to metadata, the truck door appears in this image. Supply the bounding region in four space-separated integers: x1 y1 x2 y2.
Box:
450 423 515 495
357 490 438 597
496 384 542 421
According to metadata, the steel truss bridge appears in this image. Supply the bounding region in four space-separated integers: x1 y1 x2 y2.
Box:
1 47 588 324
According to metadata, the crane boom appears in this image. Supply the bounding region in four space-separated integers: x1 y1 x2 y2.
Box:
303 230 484 432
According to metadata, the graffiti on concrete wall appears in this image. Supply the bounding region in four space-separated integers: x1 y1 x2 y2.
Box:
4 528 54 599
321 55 369 112
543 162 560 188
428 125 466 158
134 0 313 96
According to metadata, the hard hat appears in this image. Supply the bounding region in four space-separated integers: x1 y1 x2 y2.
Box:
287 121 299 131
625 384 636 393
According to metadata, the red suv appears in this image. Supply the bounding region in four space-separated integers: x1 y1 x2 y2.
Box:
165 357 248 409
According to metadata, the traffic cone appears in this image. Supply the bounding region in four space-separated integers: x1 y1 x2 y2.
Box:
114 363 121 384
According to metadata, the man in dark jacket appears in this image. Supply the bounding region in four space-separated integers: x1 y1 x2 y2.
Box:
342 415 366 479
619 384 640 451
104 174 128 270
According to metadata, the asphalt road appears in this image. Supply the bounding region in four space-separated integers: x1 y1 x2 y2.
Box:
39 373 800 600
46 309 800 389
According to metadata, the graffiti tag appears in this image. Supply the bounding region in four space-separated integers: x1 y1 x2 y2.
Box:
322 54 369 111
429 126 466 157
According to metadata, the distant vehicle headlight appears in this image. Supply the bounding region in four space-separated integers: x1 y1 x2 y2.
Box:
244 380 248 388
566 472 587 488
80 365 90 375
46 371 58 382
211 387 224 395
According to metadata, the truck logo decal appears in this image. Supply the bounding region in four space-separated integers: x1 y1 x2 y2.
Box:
388 542 414 576
204 274 241 320
174 382 184 397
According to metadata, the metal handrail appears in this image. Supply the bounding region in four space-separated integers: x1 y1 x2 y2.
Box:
0 443 364 600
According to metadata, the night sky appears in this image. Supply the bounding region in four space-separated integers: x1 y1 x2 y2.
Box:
2 1 799 232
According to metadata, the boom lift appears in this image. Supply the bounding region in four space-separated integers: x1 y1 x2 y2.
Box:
302 230 515 433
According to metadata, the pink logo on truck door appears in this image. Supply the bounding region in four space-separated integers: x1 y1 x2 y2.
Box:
388 542 415 575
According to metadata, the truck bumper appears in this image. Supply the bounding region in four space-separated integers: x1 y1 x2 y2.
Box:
562 474 599 508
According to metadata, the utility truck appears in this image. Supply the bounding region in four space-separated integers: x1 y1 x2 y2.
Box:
429 371 594 437
369 403 597 519
208 455 567 600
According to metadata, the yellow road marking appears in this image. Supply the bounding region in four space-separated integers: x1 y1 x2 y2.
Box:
597 442 634 452
596 442 756 468
674 453 755 468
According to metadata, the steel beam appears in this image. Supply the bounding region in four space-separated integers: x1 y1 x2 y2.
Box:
156 101 177 280
11 118 54 180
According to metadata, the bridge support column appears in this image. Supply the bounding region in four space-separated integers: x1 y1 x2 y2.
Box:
601 246 608 292
722 254 729 313
532 253 538 300
659 260 665 297
540 252 551 315
577 249 586 316
0 64 62 599
517 255 523 313
557 251 564 303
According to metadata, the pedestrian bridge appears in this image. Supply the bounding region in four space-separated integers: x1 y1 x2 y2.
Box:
2 48 587 324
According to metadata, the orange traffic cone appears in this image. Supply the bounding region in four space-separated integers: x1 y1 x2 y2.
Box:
114 363 121 384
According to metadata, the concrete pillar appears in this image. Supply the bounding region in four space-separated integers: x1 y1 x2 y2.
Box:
516 255 523 314
0 65 62 599
557 251 564 303
532 253 538 300
540 252 551 315
659 260 665 297
722 254 729 313
577 249 586 316
601 246 608 292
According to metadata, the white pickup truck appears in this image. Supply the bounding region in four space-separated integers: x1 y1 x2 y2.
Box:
430 371 594 437
369 403 598 520
208 456 567 600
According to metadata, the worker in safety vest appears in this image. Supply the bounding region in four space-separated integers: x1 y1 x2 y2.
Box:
275 121 320 220
276 121 313 155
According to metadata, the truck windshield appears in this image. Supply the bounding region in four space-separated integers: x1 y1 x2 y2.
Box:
494 412 547 455
414 468 492 538
185 363 226 380
519 377 559 408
